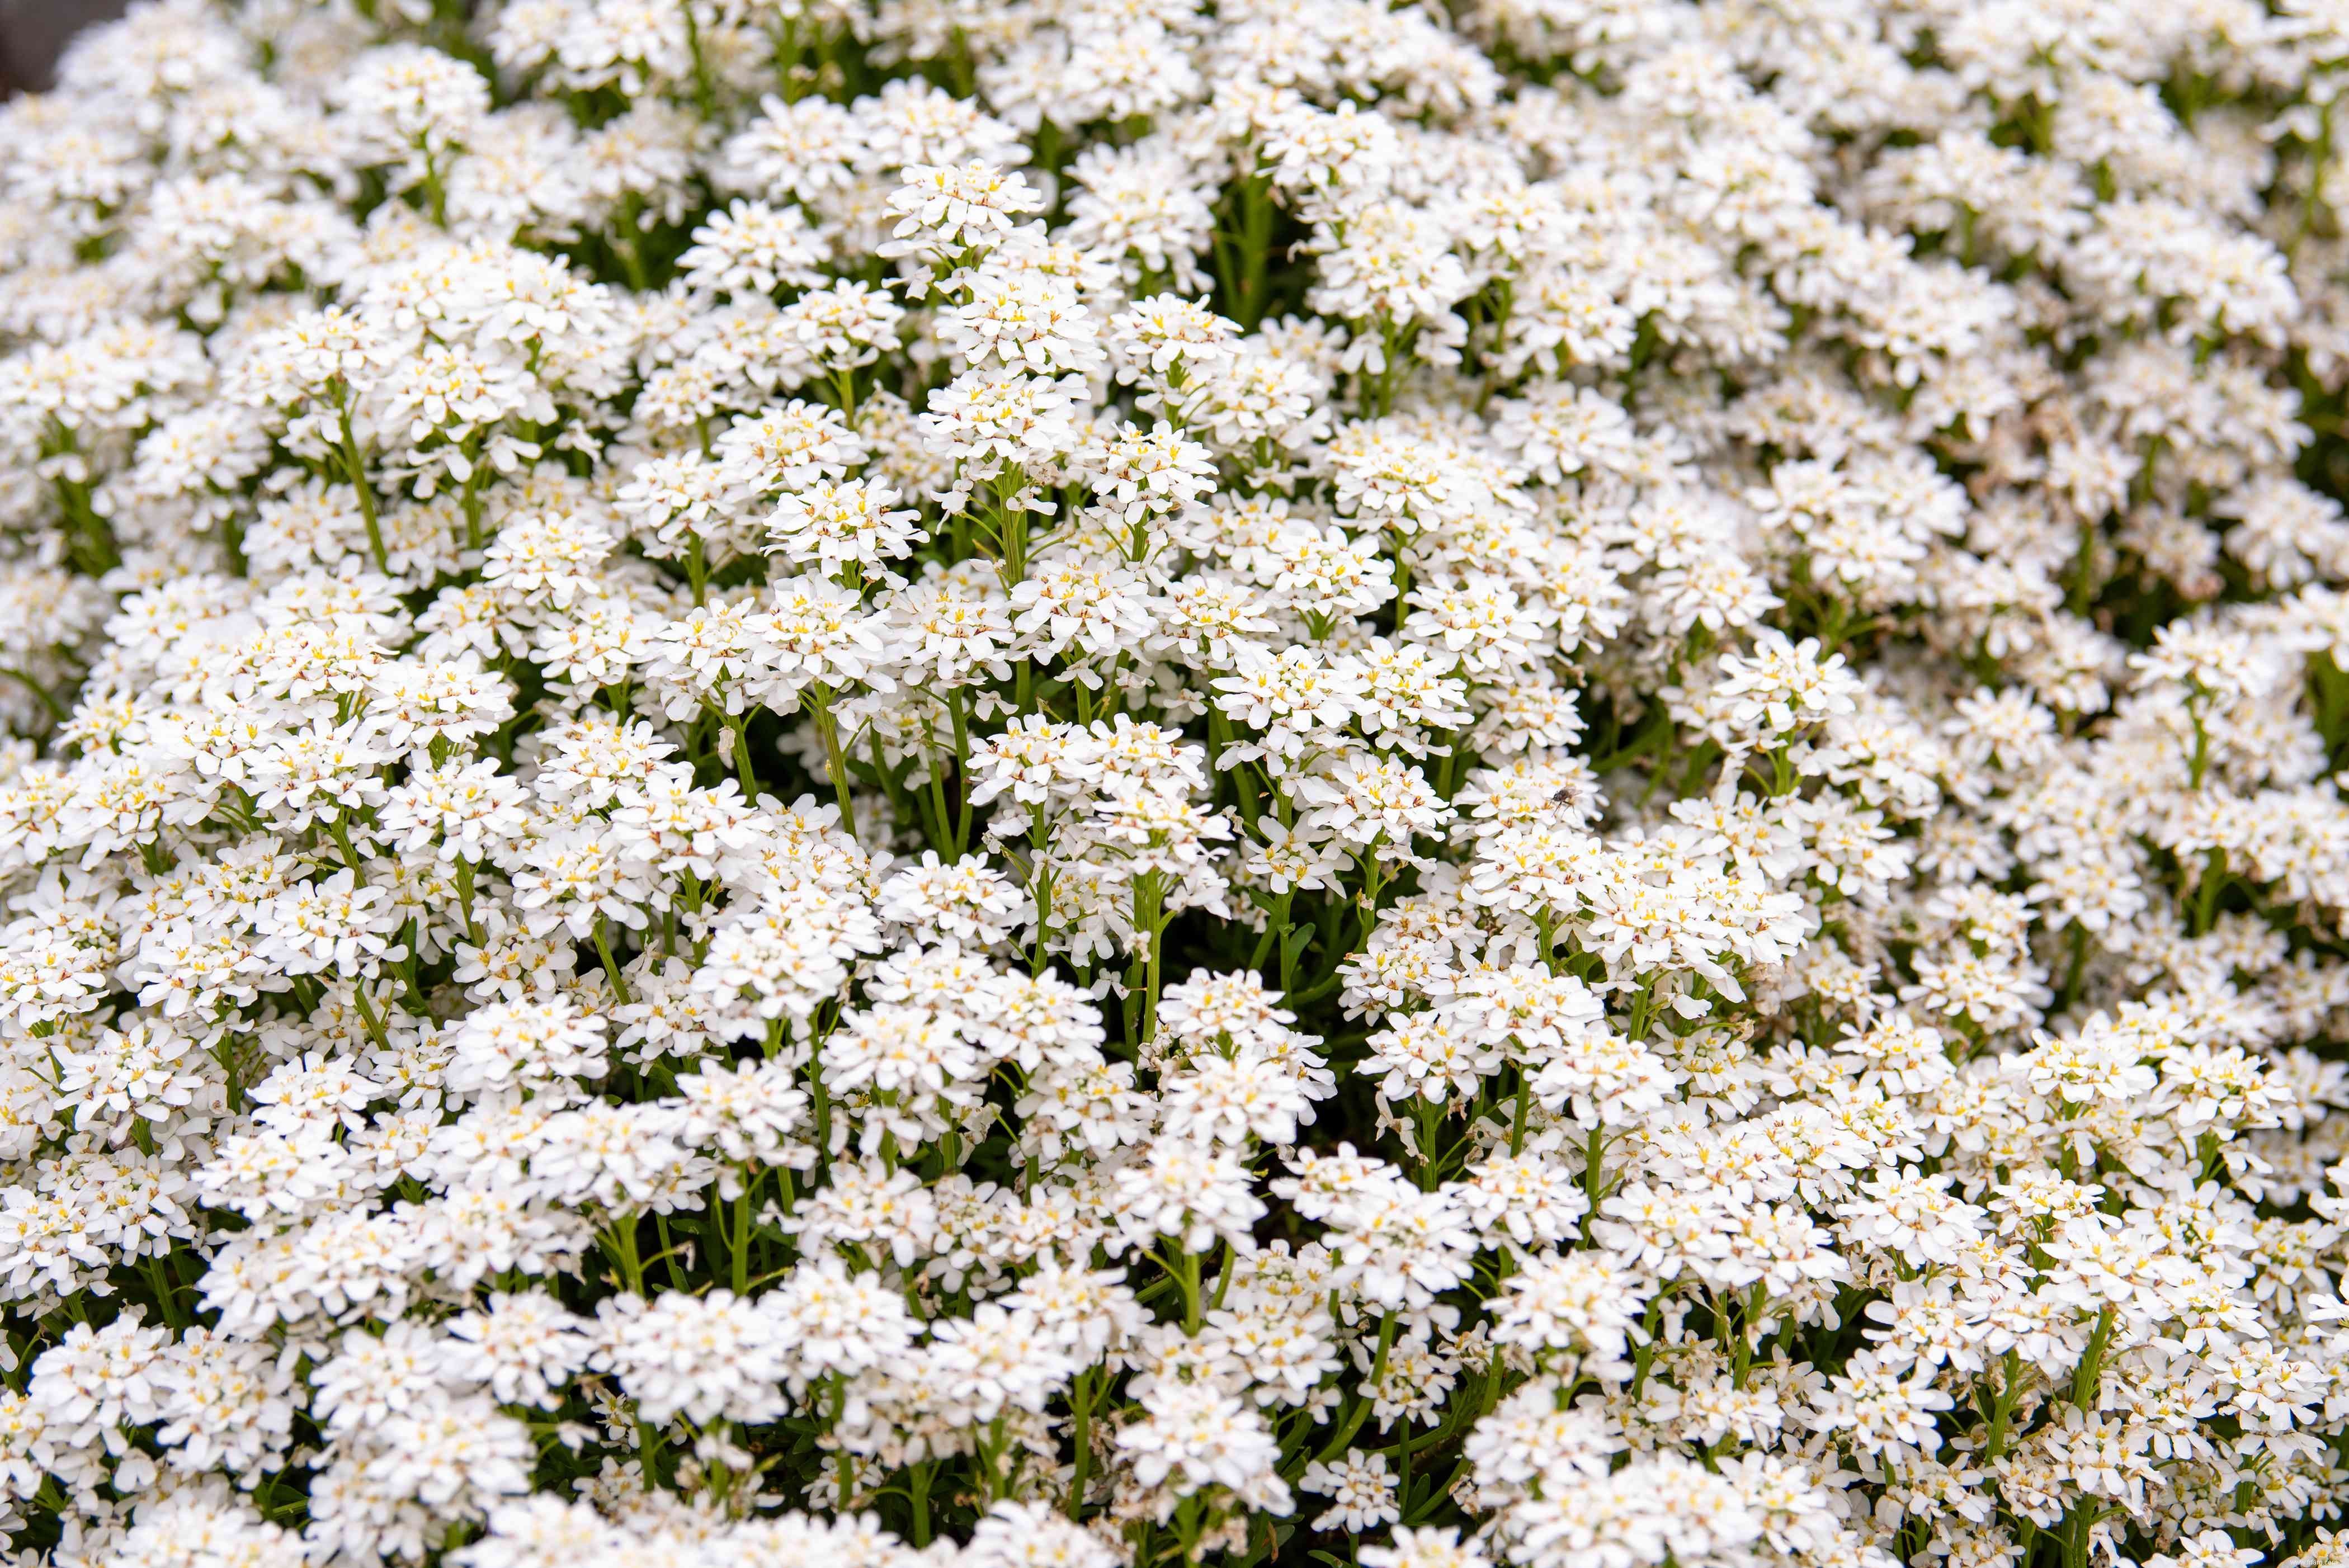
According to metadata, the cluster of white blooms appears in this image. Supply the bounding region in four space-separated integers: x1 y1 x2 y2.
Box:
16 2 2349 1568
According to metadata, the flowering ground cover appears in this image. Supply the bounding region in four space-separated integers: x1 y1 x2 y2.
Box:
3 3 2349 1567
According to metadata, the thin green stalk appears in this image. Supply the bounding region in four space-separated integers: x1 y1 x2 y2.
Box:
809 691 859 840
592 917 633 1004
732 1173 753 1295
726 710 761 798
1067 1368 1096 1519
1133 870 1167 1047
337 403 388 574
2072 1305 2115 1413
909 1461 934 1547
350 984 393 1054
1310 1311 1398 1465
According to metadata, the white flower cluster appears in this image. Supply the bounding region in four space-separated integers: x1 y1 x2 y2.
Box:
11 2 2349 1568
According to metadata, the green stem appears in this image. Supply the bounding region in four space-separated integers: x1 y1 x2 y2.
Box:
809 691 858 841
726 711 761 798
909 1461 934 1547
337 403 388 574
809 1031 832 1159
1067 1368 1095 1519
350 984 393 1053
1134 870 1167 1047
2072 1305 2115 1413
1581 1127 1607 1229
1311 1311 1398 1465
2190 849 2227 936
455 856 484 947
679 0 718 116
143 1253 186 1332
732 1173 753 1295
607 1208 648 1294
593 917 633 1004
1981 1349 2022 1461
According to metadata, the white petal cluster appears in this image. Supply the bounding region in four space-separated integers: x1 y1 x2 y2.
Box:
10 3 2349 1568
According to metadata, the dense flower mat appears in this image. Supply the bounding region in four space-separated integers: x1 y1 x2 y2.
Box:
4 2 2349 1567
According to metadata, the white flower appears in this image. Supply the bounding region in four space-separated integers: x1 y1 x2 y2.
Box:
1116 1382 1293 1515
1300 1448 1400 1533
